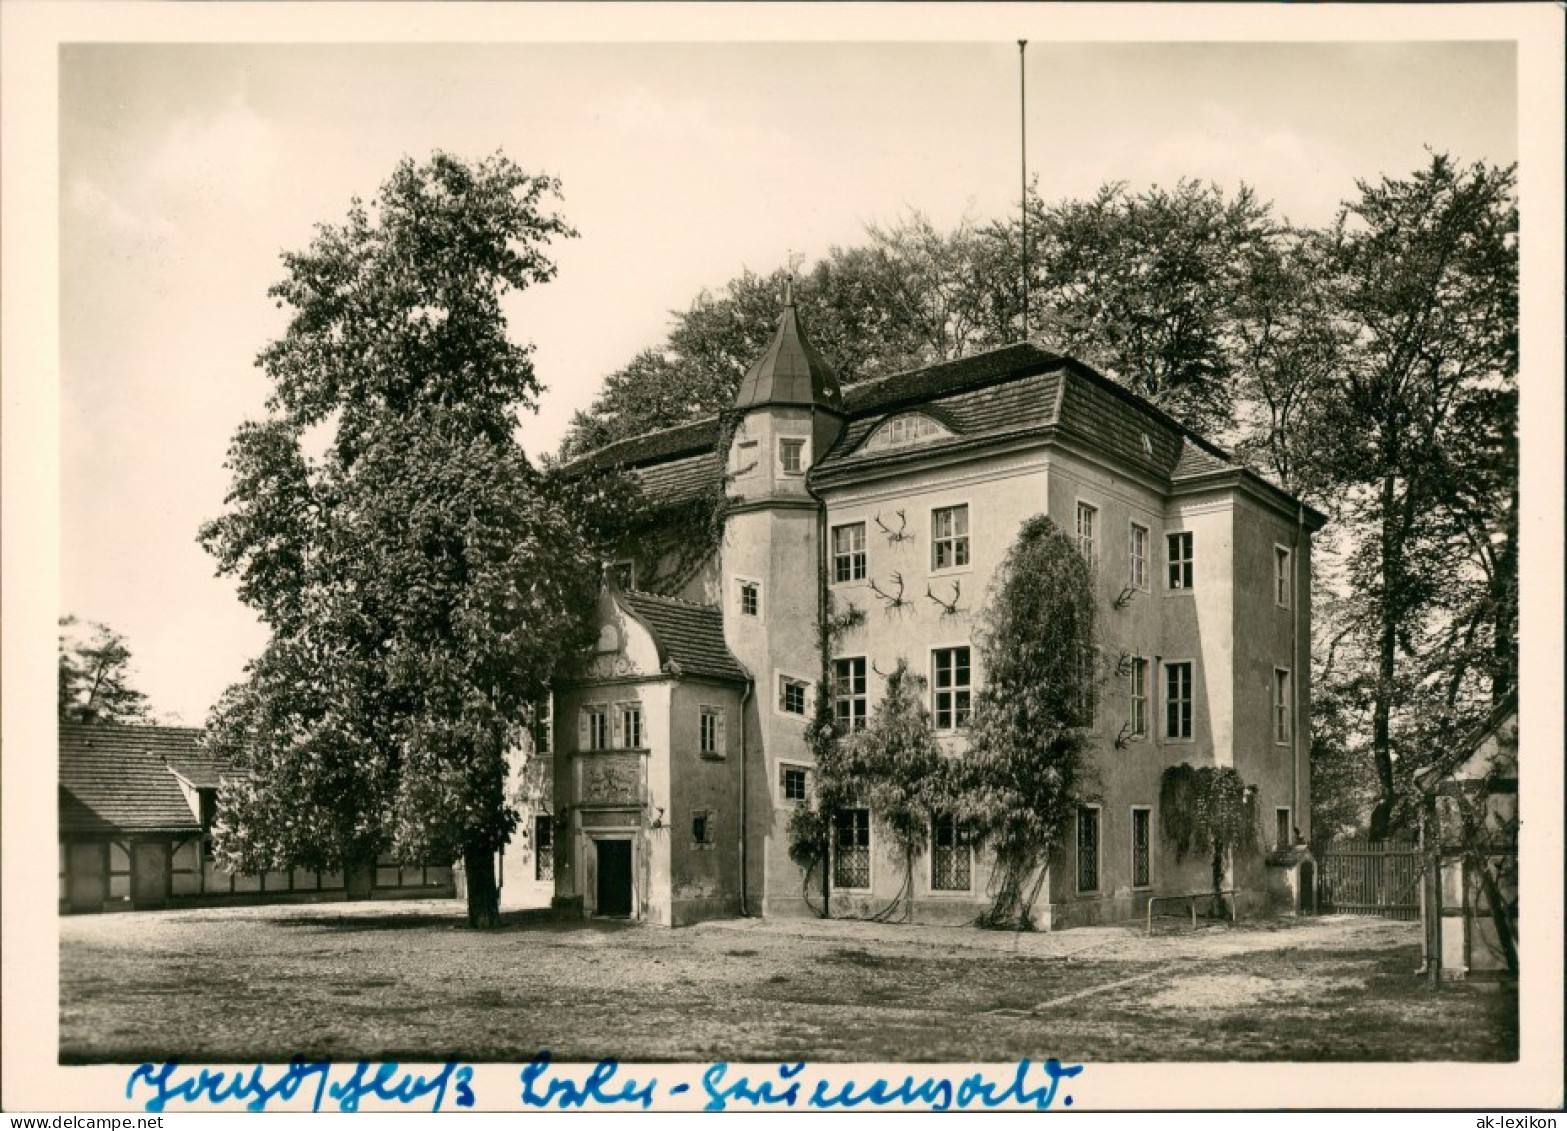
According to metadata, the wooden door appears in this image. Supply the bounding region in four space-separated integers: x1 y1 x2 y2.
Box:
68 842 107 912
595 839 632 917
131 841 169 908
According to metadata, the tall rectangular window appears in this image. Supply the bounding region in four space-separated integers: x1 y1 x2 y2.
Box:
779 438 805 474
1275 546 1292 607
582 706 610 751
833 657 868 730
832 523 867 583
1076 806 1100 893
1130 657 1148 737
610 560 636 591
1276 808 1293 849
1076 502 1098 563
739 580 759 617
932 646 972 730
1274 668 1292 744
779 676 808 716
619 704 643 749
1130 523 1149 590
833 808 871 889
1165 662 1193 740
533 698 552 755
699 706 725 757
1131 808 1151 888
534 813 554 882
930 813 972 891
932 505 970 570
1168 531 1194 590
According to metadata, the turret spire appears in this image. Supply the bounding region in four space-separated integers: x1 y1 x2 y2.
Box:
731 271 841 413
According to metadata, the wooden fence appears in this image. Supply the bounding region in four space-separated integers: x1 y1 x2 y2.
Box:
1317 838 1422 920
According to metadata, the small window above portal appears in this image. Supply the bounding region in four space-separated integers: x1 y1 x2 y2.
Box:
861 413 954 453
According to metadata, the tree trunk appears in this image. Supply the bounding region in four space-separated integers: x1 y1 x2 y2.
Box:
1369 474 1400 842
1210 844 1227 920
463 844 501 929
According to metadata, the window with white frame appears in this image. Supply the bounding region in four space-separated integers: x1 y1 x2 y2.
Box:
692 809 716 846
1130 657 1149 737
779 438 806 475
618 703 643 749
1076 806 1101 893
582 705 610 751
738 579 760 618
780 765 809 804
932 505 970 570
833 808 871 888
832 523 867 583
1165 662 1193 740
1275 807 1292 849
1168 531 1194 590
1275 546 1292 608
779 675 809 716
930 812 972 891
1076 501 1098 563
833 657 868 730
1274 668 1292 744
700 706 725 757
1131 808 1151 888
932 646 972 730
1130 523 1150 590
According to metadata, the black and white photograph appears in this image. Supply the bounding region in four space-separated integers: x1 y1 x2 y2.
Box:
3 1 1562 1115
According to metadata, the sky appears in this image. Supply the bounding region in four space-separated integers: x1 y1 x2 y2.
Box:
55 36 1520 726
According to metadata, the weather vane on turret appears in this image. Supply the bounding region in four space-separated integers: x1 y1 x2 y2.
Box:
785 248 805 305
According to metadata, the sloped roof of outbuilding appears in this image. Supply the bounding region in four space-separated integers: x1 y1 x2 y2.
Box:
616 589 750 685
59 723 231 835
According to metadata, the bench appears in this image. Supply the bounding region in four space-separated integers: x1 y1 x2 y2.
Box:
1146 889 1238 935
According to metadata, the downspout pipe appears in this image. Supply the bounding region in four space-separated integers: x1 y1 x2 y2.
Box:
738 674 754 917
806 404 832 918
1292 502 1304 846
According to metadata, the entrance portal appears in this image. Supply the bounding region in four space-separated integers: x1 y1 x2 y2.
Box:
131 842 169 908
595 839 632 918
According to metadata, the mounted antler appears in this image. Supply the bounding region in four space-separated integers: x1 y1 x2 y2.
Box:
868 572 912 614
1114 650 1134 678
1113 722 1134 750
1113 586 1138 610
873 509 914 545
924 579 963 618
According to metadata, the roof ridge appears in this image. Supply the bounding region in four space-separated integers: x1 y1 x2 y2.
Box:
564 415 721 468
60 721 204 736
842 342 1049 398
622 588 721 612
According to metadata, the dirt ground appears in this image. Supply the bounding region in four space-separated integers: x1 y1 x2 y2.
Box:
59 900 1517 1064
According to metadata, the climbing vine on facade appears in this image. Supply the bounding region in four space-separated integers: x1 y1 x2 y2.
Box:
1159 763 1259 917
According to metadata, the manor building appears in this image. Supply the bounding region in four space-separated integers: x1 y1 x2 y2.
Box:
548 291 1322 928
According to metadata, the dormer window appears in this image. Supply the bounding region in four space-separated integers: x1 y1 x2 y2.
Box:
779 438 806 475
862 413 953 453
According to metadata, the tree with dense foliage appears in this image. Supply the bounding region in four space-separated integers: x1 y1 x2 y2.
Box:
199 152 609 927
58 615 154 725
994 180 1283 438
959 516 1100 929
1304 154 1517 839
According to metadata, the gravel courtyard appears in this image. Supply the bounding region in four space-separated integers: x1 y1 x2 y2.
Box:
60 900 1517 1064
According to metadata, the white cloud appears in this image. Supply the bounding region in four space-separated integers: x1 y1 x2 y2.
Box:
67 176 176 243
142 92 281 212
